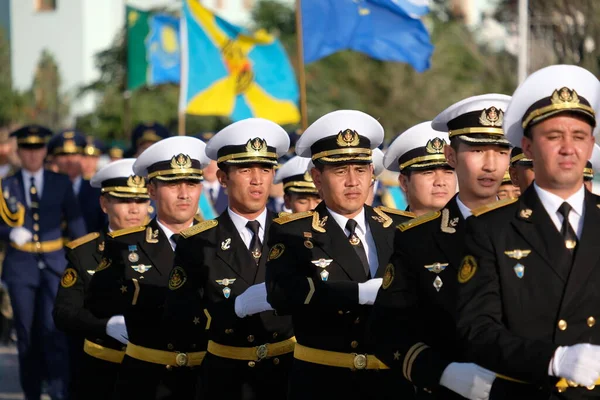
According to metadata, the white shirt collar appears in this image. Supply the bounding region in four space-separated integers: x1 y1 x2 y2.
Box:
22 168 43 182
455 195 472 219
227 207 268 243
534 183 585 218
156 219 193 251
327 206 367 235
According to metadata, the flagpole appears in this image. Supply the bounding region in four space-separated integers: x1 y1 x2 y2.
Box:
517 0 529 84
123 0 132 141
295 0 308 131
178 112 186 136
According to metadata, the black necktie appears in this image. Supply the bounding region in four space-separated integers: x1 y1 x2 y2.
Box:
246 220 262 265
170 234 180 246
346 219 370 277
558 202 578 257
209 187 215 203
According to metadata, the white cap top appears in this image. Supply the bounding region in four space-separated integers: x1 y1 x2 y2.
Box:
384 121 450 172
90 158 137 188
133 136 209 180
274 156 312 184
205 118 290 164
432 94 511 146
504 65 600 146
295 110 384 163
91 158 149 198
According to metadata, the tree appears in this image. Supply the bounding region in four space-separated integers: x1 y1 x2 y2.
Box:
19 50 70 128
495 0 600 74
0 27 23 127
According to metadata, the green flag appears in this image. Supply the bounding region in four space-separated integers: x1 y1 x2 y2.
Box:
126 6 150 90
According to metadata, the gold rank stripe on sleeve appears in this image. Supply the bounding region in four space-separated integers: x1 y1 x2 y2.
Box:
108 225 146 238
66 232 100 249
273 210 314 225
471 197 518 217
402 342 431 382
397 211 441 232
180 219 218 239
375 206 415 219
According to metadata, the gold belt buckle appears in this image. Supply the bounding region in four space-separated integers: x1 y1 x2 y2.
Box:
256 344 268 361
175 352 189 367
353 354 367 370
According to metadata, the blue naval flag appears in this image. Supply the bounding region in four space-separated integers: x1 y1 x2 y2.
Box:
368 0 430 18
147 13 181 85
302 0 433 72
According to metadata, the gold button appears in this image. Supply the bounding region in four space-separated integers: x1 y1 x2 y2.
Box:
167 343 174 350
272 332 278 339
166 365 173 371
33 214 39 221
35 242 41 248
354 317 360 324
33 234 39 241
247 335 255 343
588 316 596 327
338 310 344 315
248 361 256 368
33 224 39 231
587 385 596 390
273 357 280 365
351 340 358 349
558 320 567 331
30 187 36 195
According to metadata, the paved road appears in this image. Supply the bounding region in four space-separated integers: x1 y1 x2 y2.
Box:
0 345 50 400
0 345 23 399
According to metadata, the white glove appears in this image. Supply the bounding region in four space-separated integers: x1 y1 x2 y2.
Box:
439 362 496 400
358 278 383 305
550 344 600 387
234 282 273 318
106 315 129 345
10 227 32 246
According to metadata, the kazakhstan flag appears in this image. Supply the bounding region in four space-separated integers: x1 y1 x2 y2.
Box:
179 0 300 124
147 14 181 86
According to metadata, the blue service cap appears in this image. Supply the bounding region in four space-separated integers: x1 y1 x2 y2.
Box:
130 122 171 150
48 130 87 156
10 125 53 148
84 136 107 157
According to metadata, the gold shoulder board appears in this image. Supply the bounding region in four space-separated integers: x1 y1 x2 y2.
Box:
66 232 100 249
180 220 218 239
194 214 204 222
471 198 518 217
397 211 441 232
376 206 415 218
108 225 146 238
273 210 314 225
278 211 291 218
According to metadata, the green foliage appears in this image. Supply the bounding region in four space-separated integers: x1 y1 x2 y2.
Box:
0 28 23 127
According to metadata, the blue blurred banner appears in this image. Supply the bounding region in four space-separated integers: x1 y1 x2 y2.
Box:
147 14 181 85
302 0 433 72
368 0 430 18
